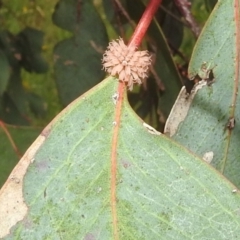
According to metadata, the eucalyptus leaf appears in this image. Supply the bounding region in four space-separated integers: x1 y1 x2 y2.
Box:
165 0 240 187
1 77 240 239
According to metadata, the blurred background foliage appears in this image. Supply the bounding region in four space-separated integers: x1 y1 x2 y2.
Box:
0 0 217 187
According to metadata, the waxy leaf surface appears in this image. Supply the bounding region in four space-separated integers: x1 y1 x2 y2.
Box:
165 0 240 187
1 77 240 239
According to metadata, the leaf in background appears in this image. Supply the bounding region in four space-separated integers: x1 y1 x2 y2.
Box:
1 77 240 239
128 77 160 129
27 92 47 118
0 70 47 125
0 31 20 68
158 1 184 50
0 28 48 124
53 0 109 106
102 0 128 36
151 20 182 122
52 0 80 32
16 27 49 73
0 124 40 187
102 0 117 25
165 0 240 187
0 50 10 96
204 0 218 12
6 71 29 118
0 30 20 97
0 93 29 125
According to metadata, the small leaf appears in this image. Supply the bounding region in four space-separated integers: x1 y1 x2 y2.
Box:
52 0 81 32
16 27 48 73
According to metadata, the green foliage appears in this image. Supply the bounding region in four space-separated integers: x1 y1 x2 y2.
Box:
3 77 240 239
2 0 240 239
53 0 109 105
17 27 48 73
168 0 240 187
0 49 10 96
0 28 48 125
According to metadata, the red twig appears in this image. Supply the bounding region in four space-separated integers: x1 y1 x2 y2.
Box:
128 0 163 47
0 121 22 159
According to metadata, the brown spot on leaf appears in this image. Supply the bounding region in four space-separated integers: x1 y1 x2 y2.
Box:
84 233 96 240
121 159 131 169
35 160 48 172
41 127 51 138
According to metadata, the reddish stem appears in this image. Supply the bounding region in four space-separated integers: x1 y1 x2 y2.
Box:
110 0 162 238
128 0 162 48
0 121 22 159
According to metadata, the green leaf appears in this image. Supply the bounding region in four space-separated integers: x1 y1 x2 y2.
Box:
159 2 184 50
52 0 81 32
16 27 48 73
0 50 10 96
27 92 47 118
0 93 29 126
151 20 182 121
1 77 240 239
102 0 128 35
102 0 117 25
0 124 40 187
0 28 48 124
0 31 20 68
128 77 160 129
6 70 29 118
205 0 218 12
53 0 109 105
165 0 240 186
